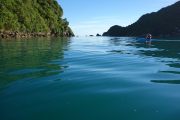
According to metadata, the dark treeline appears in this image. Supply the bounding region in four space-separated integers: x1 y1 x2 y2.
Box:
103 1 180 38
0 0 74 38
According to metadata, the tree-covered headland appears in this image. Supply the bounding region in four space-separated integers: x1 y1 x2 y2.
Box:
0 0 74 38
103 1 180 38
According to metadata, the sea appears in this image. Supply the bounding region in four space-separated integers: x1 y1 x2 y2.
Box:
0 37 180 120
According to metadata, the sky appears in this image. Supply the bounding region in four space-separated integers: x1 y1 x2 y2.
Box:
58 0 179 36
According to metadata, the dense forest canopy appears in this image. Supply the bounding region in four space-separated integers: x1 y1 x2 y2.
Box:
0 0 74 37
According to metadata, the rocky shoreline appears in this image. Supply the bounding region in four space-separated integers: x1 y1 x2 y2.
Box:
0 31 74 38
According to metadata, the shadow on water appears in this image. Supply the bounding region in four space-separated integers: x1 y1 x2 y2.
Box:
0 37 71 89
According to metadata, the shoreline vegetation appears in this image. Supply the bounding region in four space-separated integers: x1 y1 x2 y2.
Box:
0 30 73 38
0 0 74 38
1 1 179 39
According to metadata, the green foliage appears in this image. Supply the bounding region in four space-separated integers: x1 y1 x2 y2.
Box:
0 6 20 31
0 0 73 36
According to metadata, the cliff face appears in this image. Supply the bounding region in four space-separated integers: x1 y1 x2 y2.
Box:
103 1 180 38
0 0 74 38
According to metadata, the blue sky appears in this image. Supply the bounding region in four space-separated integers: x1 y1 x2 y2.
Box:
58 0 178 36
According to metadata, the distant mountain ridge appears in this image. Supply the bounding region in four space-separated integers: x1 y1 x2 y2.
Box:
103 1 180 38
0 0 74 38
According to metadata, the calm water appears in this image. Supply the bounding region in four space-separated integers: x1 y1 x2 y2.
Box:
0 37 180 120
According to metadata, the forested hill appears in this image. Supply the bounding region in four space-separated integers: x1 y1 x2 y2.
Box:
0 0 74 38
103 1 180 38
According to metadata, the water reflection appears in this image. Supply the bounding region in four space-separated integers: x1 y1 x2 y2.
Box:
137 41 180 60
0 37 70 89
1 37 180 120
134 40 180 84
105 37 180 61
151 80 180 84
107 37 180 85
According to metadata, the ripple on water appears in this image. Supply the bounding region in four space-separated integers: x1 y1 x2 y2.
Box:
1 37 180 120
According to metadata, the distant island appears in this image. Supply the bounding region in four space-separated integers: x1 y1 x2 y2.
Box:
103 1 180 38
0 0 74 38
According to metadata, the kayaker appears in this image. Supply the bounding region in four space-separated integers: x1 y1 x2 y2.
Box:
146 33 152 44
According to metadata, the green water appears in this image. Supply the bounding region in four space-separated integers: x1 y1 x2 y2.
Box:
0 37 180 120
